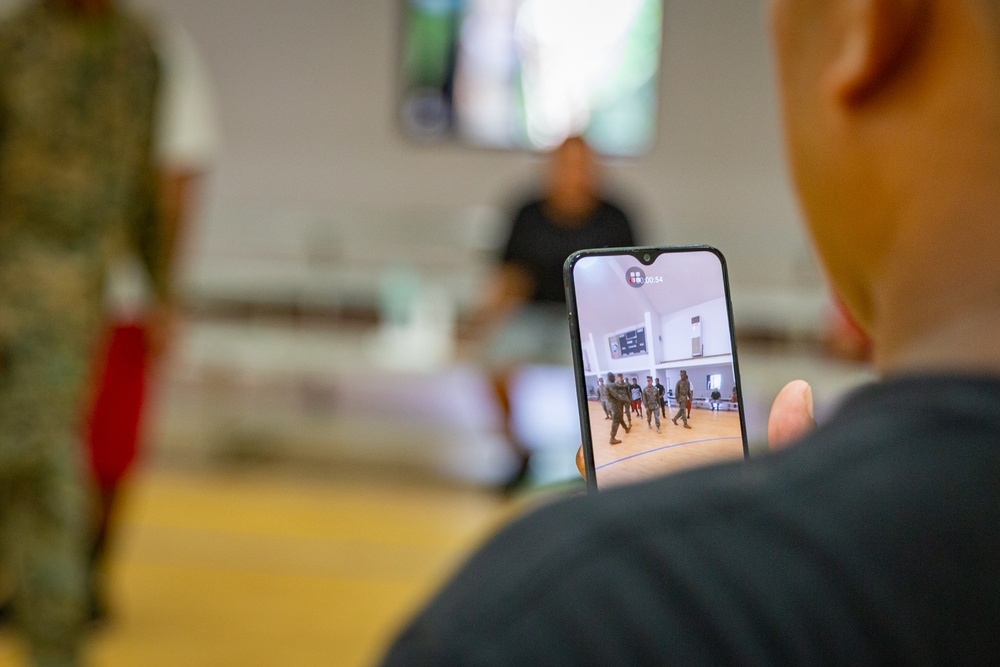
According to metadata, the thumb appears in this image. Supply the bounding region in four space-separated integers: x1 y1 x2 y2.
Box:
767 380 816 450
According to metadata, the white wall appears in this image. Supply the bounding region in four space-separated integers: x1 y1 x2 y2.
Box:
675 363 736 398
659 297 730 362
136 0 825 323
590 295 730 375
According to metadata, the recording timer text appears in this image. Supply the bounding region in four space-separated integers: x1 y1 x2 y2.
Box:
626 266 663 287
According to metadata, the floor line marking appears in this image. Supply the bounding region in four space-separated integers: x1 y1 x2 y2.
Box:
596 436 743 470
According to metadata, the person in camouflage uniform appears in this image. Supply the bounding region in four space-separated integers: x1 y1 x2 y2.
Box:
642 376 661 433
671 370 693 429
596 376 612 420
0 0 164 662
605 372 630 445
615 373 631 428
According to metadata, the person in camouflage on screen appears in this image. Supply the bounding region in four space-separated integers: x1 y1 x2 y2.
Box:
0 0 165 661
596 376 612 420
672 370 693 429
605 372 631 445
642 376 661 433
615 373 631 429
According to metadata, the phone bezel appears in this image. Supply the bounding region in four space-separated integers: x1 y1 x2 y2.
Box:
563 245 749 492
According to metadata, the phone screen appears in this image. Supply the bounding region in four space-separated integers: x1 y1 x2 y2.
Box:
565 246 748 491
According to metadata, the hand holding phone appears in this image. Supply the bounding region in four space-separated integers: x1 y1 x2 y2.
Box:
564 246 749 491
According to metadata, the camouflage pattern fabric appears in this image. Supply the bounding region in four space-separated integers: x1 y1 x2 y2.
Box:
605 376 630 440
0 2 162 662
642 383 661 429
673 377 692 427
641 383 659 411
674 377 692 403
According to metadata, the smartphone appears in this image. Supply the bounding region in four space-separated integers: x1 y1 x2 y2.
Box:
564 246 748 491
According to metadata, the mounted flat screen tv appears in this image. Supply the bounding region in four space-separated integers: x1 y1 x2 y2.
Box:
399 0 663 156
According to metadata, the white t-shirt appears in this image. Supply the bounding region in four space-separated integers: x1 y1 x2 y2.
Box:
151 14 220 171
108 11 221 318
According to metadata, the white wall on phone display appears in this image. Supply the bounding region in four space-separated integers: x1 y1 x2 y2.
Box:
572 251 732 378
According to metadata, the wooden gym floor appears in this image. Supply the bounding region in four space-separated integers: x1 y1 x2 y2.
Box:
0 407 746 666
0 465 521 667
589 402 745 488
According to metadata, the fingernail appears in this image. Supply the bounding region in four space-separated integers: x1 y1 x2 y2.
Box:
802 383 815 422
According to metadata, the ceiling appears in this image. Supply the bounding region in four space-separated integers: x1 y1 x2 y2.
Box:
572 250 727 340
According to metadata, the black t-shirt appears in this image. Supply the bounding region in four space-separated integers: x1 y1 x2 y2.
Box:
501 199 635 305
382 375 1000 665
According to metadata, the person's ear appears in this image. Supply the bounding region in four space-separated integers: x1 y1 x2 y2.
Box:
825 0 930 104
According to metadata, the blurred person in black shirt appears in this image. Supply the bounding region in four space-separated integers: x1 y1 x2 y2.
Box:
471 136 635 492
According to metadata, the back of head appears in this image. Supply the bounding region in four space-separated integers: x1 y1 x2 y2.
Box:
770 0 1000 374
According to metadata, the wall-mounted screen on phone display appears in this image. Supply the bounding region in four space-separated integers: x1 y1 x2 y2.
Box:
565 246 748 491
